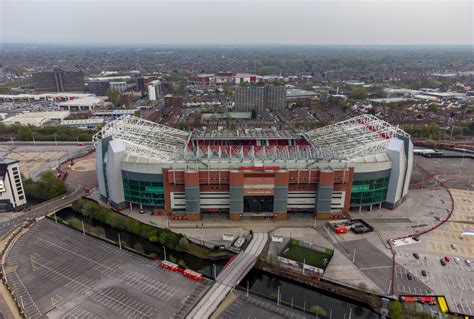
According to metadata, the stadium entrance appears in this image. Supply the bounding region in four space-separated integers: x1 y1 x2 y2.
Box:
243 196 274 213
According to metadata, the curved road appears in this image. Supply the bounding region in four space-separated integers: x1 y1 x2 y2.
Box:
0 186 83 239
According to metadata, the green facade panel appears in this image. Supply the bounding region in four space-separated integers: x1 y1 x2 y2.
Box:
123 178 164 207
350 177 389 206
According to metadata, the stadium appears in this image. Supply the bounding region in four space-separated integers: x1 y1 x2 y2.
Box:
94 114 413 220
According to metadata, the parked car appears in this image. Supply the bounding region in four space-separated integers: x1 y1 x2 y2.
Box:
413 253 420 259
407 272 413 280
465 259 471 266
454 257 461 264
450 243 457 250
444 256 450 262
440 259 446 266
421 270 427 277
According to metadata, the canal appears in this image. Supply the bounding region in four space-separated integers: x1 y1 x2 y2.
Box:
56 207 379 319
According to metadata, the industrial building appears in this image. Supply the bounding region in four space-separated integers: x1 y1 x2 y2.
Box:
0 158 26 212
95 114 413 220
2 111 70 127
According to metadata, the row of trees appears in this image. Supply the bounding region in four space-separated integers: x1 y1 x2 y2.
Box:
402 123 473 139
71 199 191 253
0 123 96 142
23 171 67 201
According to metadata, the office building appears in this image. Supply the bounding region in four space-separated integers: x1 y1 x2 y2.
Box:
0 158 27 212
32 69 84 92
87 80 110 96
95 114 413 221
109 82 127 93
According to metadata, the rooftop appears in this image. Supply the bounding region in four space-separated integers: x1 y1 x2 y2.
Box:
94 114 410 165
0 158 19 165
193 129 300 140
3 111 70 126
58 96 104 107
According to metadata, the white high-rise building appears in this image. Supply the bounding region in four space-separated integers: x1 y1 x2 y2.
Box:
148 80 161 101
0 158 27 212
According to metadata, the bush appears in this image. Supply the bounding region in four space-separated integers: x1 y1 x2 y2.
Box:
310 306 327 317
178 237 190 251
149 235 159 243
23 171 67 201
388 300 402 319
0 123 96 142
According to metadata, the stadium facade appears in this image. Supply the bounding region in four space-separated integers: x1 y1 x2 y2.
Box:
94 115 413 220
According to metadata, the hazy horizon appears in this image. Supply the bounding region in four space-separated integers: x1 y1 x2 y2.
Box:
1 0 473 46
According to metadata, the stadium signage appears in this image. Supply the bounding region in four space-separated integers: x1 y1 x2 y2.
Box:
239 166 280 171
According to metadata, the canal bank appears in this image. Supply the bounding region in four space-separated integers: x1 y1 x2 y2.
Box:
52 202 380 318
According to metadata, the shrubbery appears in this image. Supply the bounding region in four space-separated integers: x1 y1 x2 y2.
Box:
70 199 216 257
23 171 67 201
0 123 96 142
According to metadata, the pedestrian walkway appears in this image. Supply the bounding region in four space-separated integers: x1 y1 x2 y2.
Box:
186 233 268 319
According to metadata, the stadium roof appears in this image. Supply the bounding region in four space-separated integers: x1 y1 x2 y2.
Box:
93 114 410 163
92 116 190 161
305 114 410 160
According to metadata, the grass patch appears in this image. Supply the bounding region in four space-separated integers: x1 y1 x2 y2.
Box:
281 240 332 269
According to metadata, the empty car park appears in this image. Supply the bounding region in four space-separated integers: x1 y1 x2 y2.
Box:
3 219 209 318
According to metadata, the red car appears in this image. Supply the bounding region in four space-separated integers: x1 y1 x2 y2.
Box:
444 256 450 262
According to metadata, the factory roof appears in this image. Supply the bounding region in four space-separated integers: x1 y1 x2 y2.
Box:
58 96 104 107
2 111 70 126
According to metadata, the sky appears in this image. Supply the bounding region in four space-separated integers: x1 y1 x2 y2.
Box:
1 0 473 46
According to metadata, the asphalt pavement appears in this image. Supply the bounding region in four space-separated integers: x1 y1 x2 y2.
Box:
0 185 83 239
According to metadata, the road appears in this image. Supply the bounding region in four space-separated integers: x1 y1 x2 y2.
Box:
0 185 84 239
187 232 268 319
0 141 93 146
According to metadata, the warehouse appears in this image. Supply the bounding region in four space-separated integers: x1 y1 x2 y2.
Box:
94 114 413 220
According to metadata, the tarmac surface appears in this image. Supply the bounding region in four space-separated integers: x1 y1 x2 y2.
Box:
217 291 308 319
0 143 93 180
4 219 209 319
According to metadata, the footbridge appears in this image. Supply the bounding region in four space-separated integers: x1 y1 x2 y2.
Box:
186 232 268 319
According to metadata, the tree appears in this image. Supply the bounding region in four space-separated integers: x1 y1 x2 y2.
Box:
23 171 67 201
350 87 368 100
17 125 33 140
192 112 201 128
388 300 402 319
251 109 257 119
178 237 190 251
106 89 120 106
427 104 438 113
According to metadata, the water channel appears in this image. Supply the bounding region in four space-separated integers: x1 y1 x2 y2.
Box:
56 207 379 319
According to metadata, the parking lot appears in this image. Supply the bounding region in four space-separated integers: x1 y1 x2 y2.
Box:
393 188 474 316
0 143 92 180
4 219 209 318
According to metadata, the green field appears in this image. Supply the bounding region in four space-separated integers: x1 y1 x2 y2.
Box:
280 240 333 269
